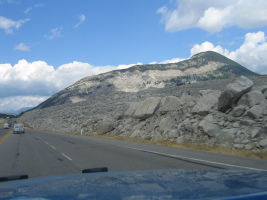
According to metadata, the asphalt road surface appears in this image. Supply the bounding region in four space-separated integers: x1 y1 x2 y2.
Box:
0 128 267 178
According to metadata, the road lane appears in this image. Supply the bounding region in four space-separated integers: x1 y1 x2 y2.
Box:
0 128 10 142
1 129 267 178
0 130 80 178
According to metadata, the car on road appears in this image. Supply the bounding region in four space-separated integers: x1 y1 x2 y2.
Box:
13 124 25 134
3 123 9 129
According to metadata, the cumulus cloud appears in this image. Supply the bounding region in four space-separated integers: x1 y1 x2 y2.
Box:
190 31 267 74
45 27 63 40
1 31 266 111
160 58 185 64
0 16 30 34
0 60 119 111
14 43 31 51
0 96 49 111
74 14 86 28
116 63 143 70
158 0 267 33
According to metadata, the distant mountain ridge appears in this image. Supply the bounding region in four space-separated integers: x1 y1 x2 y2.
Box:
0 107 33 116
34 51 257 110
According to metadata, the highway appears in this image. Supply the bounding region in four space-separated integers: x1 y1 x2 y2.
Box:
0 127 267 178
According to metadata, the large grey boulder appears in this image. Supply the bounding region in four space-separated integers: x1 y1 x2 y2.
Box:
246 105 263 119
159 96 181 114
261 86 267 99
246 101 267 119
159 116 176 133
96 117 115 134
192 90 221 116
218 76 253 112
198 114 221 137
232 105 247 117
217 128 238 144
133 97 161 119
237 90 266 108
179 93 196 106
124 102 140 117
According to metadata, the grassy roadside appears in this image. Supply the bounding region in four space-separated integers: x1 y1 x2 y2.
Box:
89 134 267 160
19 119 267 160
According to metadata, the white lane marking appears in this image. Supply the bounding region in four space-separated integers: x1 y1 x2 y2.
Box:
50 145 56 150
62 153 72 161
44 141 49 145
121 146 267 171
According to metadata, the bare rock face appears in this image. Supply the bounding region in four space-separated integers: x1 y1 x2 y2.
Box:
261 86 267 99
159 96 181 114
132 97 161 120
20 75 267 152
198 114 221 137
218 76 254 112
96 116 115 134
232 105 247 117
192 90 221 116
237 90 266 108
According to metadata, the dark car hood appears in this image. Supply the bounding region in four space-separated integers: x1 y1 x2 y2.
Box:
0 169 267 199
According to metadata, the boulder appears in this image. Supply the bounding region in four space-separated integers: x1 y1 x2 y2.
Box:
133 97 161 119
261 86 267 99
96 117 115 134
159 96 181 114
179 93 196 106
124 102 140 117
232 105 247 117
259 140 267 147
192 90 221 116
246 106 261 119
198 114 221 137
237 90 265 108
218 76 253 112
216 128 238 143
251 127 261 139
159 116 176 133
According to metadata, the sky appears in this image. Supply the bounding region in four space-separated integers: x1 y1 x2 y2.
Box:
1 0 267 113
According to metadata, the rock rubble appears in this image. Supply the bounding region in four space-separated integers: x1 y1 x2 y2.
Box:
21 76 267 152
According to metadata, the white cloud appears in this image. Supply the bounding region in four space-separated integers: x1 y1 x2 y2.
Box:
74 14 86 28
45 27 63 40
160 58 184 64
0 96 49 111
24 4 44 14
0 16 30 34
1 31 267 111
116 63 143 70
14 43 31 51
158 0 267 33
190 31 267 74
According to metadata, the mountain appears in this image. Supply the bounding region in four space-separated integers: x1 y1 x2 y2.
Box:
33 51 257 110
15 107 34 115
0 107 34 116
0 113 16 118
20 51 267 153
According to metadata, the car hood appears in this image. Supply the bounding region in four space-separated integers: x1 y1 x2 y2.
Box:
0 169 267 200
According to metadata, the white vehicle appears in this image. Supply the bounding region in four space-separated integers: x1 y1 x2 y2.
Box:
13 124 25 134
4 123 9 129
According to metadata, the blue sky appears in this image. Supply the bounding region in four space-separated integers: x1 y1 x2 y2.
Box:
1 0 267 112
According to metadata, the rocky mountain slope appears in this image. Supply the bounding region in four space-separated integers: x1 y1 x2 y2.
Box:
33 51 257 109
21 51 267 152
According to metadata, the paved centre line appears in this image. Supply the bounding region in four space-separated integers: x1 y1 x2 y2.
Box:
62 153 72 161
0 130 12 144
121 146 267 171
50 145 56 150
